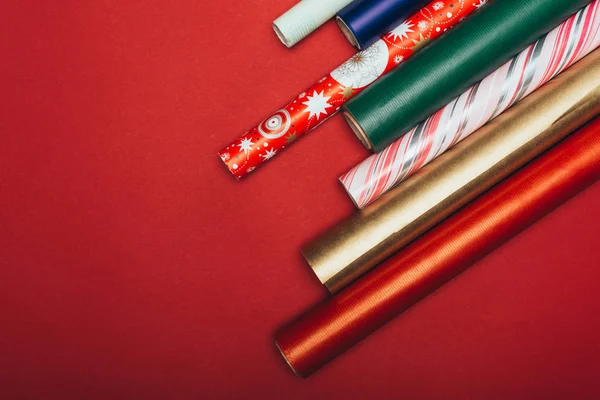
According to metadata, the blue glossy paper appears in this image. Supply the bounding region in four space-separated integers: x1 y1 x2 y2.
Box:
337 0 431 49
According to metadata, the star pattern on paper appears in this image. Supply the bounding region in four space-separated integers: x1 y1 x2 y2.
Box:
285 132 297 144
260 148 277 160
387 21 414 42
339 85 355 100
474 0 488 8
237 137 254 153
411 33 431 52
302 90 333 120
394 55 404 64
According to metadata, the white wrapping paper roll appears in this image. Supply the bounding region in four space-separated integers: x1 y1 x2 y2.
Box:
273 0 354 48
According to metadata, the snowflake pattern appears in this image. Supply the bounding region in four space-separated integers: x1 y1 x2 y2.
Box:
220 152 230 162
394 55 404 64
433 1 444 10
474 0 487 8
418 21 429 31
332 42 388 88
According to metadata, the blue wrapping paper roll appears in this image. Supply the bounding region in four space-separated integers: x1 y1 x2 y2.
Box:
336 0 431 49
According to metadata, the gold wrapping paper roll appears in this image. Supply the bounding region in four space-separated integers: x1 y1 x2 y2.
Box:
303 50 600 293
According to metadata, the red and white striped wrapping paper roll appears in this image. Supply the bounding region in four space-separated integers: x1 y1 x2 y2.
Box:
340 1 600 208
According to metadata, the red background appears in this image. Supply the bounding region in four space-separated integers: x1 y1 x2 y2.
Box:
1 1 599 398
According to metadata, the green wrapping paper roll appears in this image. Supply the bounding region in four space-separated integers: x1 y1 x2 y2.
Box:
343 0 592 152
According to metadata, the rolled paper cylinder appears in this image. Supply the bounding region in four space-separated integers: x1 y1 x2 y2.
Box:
303 49 600 293
336 0 431 50
343 0 593 152
273 0 354 48
276 117 600 378
341 1 600 208
219 0 481 180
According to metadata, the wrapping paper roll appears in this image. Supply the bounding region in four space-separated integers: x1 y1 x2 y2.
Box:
341 1 600 208
336 0 431 49
343 0 592 152
273 0 354 48
303 49 600 293
276 117 600 378
219 1 481 180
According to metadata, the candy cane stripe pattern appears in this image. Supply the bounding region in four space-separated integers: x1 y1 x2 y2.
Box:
340 0 600 208
219 0 483 180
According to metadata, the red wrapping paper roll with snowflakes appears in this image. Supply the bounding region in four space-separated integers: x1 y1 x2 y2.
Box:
218 0 484 180
340 0 600 208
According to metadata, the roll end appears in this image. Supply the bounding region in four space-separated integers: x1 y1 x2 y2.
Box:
336 16 360 49
338 175 363 209
300 246 329 287
217 151 243 181
274 339 304 379
344 110 373 150
272 22 293 48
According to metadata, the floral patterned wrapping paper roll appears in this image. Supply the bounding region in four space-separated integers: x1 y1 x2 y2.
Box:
219 0 484 180
340 1 600 208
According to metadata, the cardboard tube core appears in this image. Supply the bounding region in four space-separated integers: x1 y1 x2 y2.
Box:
275 340 302 378
272 22 292 48
336 16 360 49
344 110 373 150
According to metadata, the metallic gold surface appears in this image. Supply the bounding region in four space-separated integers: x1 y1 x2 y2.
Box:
303 50 600 293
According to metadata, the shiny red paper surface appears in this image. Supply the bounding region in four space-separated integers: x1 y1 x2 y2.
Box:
276 119 600 378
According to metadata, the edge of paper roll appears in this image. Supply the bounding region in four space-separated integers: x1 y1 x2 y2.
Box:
338 167 371 210
338 176 362 208
336 16 360 49
344 110 374 150
274 339 303 378
300 246 332 290
216 152 242 181
272 22 293 48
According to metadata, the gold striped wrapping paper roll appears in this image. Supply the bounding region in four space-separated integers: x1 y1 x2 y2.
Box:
302 49 600 294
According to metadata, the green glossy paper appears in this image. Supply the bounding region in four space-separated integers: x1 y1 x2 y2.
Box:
343 0 592 152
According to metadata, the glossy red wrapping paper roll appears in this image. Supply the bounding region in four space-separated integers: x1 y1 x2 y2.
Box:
275 118 600 378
